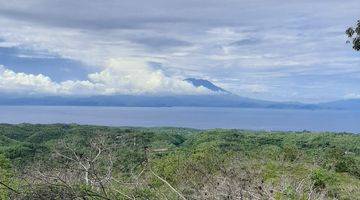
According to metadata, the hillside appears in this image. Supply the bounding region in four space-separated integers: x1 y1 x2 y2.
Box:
319 99 360 110
0 124 359 199
0 94 319 109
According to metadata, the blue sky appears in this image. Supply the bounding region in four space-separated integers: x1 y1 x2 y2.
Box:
0 0 359 102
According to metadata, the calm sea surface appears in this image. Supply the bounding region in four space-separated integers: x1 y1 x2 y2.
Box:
0 106 359 133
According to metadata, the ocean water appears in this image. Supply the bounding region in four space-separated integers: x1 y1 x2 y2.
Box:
0 106 359 133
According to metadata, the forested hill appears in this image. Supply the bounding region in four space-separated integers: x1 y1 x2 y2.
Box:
0 94 318 109
0 124 359 199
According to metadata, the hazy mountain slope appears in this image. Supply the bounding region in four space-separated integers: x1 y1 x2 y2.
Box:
318 99 360 110
0 94 318 109
0 79 321 109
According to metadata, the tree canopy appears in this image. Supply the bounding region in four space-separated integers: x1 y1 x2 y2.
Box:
346 20 360 51
0 124 359 199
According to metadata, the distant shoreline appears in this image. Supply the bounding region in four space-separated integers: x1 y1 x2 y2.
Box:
1 123 358 134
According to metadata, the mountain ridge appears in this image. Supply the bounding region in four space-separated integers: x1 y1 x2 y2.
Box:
0 94 317 109
0 78 358 110
184 78 230 94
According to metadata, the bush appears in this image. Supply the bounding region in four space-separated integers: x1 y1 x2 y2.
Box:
335 156 360 178
311 168 337 189
283 144 299 162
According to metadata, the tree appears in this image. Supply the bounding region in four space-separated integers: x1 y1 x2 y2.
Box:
53 135 114 188
346 20 360 51
0 154 18 199
19 135 116 199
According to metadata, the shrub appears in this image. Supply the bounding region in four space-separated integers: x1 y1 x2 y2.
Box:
283 144 299 162
311 168 337 189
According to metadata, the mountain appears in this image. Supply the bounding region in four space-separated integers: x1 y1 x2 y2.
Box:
0 79 322 109
318 99 360 110
0 94 317 109
185 78 230 93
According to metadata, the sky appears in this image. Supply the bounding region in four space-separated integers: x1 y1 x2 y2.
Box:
0 0 359 102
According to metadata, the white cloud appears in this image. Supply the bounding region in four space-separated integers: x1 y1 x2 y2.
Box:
239 84 269 94
344 93 360 99
0 61 211 96
0 41 19 48
88 58 209 95
0 65 58 94
0 65 101 95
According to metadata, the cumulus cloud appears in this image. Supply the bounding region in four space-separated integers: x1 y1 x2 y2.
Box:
0 61 210 96
0 65 58 94
0 65 100 95
88 58 209 95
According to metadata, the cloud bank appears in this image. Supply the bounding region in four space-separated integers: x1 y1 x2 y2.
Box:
0 0 360 102
0 60 210 96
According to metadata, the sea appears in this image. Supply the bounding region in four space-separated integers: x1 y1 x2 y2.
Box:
0 106 359 133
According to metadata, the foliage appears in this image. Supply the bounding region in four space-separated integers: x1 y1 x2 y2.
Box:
0 153 14 199
346 20 360 51
0 124 359 199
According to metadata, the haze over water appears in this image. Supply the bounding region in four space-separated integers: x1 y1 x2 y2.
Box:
0 106 359 133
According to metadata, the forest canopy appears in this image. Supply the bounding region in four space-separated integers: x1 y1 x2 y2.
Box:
0 124 359 199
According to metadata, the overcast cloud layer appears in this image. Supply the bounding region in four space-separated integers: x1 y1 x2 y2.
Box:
0 0 359 102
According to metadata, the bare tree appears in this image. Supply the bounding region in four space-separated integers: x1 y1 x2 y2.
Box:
53 135 114 189
12 134 116 199
190 157 331 200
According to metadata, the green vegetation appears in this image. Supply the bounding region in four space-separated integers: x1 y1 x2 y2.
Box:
0 124 359 199
346 20 360 51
